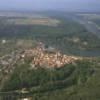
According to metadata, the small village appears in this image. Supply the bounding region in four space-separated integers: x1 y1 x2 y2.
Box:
0 42 82 75
22 42 82 68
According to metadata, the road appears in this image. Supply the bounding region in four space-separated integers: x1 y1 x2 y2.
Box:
69 14 100 38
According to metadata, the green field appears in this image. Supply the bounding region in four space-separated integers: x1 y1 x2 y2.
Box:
0 16 100 56
78 13 100 27
92 19 100 27
6 18 60 26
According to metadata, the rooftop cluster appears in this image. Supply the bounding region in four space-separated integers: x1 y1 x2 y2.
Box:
22 42 81 68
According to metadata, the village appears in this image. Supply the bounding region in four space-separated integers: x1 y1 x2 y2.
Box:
22 42 82 68
0 42 82 75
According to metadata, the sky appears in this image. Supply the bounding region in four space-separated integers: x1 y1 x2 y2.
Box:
0 0 100 12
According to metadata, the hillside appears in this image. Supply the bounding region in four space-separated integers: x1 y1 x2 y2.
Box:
1 57 100 100
0 12 100 100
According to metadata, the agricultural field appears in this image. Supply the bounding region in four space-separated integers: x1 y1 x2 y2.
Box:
77 13 100 27
4 18 60 26
0 14 100 57
77 14 100 20
92 19 100 28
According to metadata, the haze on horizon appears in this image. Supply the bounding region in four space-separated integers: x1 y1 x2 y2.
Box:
0 0 100 12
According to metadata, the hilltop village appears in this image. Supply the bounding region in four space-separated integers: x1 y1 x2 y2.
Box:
0 42 82 74
22 42 82 68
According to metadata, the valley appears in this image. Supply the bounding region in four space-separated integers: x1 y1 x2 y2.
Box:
0 11 100 100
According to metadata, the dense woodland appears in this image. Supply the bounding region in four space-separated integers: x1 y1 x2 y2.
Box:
1 59 100 100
